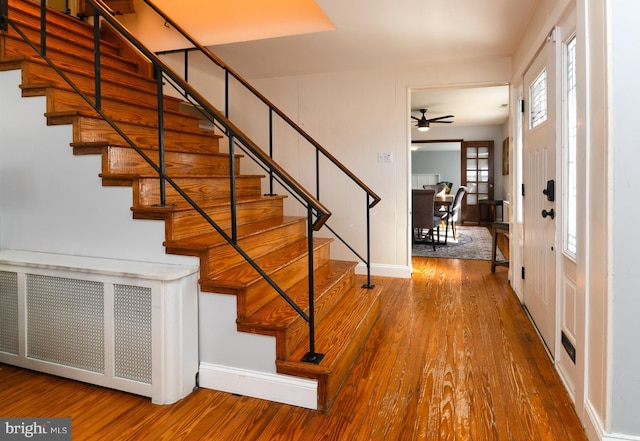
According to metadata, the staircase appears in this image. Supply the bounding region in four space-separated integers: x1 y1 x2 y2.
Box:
0 0 381 412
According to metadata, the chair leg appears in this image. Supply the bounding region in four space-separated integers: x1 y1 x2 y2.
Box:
452 220 458 240
443 219 449 245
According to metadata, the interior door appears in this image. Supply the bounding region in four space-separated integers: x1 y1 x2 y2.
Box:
461 141 494 223
522 31 557 356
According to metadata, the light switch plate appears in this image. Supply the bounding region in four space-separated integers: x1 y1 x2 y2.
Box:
378 152 393 163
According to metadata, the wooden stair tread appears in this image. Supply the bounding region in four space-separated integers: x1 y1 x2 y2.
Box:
44 110 216 135
202 237 332 289
163 216 306 251
238 260 357 331
70 140 226 156
131 194 286 213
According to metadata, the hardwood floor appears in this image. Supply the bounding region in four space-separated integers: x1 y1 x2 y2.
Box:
0 257 587 440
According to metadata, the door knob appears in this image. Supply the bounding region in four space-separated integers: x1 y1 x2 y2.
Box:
541 208 555 219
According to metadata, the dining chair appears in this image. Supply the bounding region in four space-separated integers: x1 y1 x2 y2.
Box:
412 189 445 251
447 186 468 240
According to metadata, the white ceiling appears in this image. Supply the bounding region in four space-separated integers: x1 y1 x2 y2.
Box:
150 0 538 128
206 0 540 79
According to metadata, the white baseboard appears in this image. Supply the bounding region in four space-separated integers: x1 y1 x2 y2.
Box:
198 363 318 410
356 262 411 278
585 400 640 441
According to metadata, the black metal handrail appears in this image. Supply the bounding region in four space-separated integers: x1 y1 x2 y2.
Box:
145 0 381 288
1 0 334 363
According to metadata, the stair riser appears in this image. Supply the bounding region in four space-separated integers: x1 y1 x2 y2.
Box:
66 116 220 154
46 88 203 134
134 176 261 208
2 34 139 74
102 146 234 181
162 198 285 241
201 220 307 278
19 60 181 111
235 241 332 318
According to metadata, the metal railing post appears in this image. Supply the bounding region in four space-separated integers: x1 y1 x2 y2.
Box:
156 66 167 206
301 206 325 365
362 194 374 289
39 0 46 56
229 134 238 243
93 10 102 110
0 0 8 31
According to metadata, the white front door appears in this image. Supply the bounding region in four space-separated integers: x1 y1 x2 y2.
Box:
522 30 558 356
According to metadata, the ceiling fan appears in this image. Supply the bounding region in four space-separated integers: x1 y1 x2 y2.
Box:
411 109 454 132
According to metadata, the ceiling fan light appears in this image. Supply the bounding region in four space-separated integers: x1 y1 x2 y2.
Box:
417 120 430 131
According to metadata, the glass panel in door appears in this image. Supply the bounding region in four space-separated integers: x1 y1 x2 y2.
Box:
461 141 494 222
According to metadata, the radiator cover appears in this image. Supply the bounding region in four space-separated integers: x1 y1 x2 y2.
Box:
0 250 199 404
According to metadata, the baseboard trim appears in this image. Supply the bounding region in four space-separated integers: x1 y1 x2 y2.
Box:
198 363 318 410
357 262 411 278
585 400 640 441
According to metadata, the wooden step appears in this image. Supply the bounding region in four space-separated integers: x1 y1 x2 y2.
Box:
201 237 333 317
44 87 204 134
1 32 140 74
238 260 357 359
5 4 120 56
8 0 120 56
277 283 382 412
49 114 220 154
71 143 235 183
2 58 182 112
133 195 287 241
132 175 263 208
165 216 308 278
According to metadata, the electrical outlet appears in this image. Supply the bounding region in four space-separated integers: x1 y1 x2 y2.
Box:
378 152 393 163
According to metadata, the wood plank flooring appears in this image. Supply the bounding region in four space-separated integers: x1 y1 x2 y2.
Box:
0 257 587 440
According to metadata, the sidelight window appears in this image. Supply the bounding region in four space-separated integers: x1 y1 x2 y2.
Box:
564 35 577 257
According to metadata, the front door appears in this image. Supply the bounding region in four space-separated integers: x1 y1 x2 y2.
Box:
461 141 494 223
522 31 557 356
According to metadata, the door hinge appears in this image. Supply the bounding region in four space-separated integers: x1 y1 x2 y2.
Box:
521 266 525 280
522 183 525 197
520 99 525 113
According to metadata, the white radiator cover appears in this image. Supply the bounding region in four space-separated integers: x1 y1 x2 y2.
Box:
0 250 199 404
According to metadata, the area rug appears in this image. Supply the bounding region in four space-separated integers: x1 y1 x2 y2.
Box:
412 226 506 261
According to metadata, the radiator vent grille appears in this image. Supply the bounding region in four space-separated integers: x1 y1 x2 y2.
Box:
0 271 19 354
26 274 104 373
114 284 152 384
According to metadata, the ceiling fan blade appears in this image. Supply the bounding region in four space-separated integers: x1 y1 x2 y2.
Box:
411 116 421 121
426 115 455 122
428 120 453 124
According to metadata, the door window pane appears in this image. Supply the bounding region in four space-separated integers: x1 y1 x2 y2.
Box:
530 69 548 128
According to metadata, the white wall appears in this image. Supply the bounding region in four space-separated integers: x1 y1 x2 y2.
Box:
609 0 640 435
236 59 511 277
0 70 195 266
